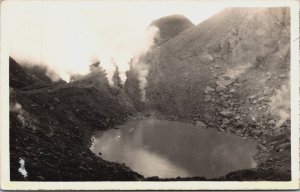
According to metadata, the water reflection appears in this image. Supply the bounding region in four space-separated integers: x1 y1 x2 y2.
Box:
90 118 257 179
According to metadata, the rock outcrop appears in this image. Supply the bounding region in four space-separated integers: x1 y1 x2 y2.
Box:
150 14 195 42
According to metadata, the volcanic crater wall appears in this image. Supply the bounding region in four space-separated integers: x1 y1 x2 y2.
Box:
145 8 290 126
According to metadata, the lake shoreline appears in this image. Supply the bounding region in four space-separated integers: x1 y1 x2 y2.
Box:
123 113 291 181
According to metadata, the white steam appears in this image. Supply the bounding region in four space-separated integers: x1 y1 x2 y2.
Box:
7 1 161 85
10 102 26 126
100 26 159 86
18 158 28 178
270 81 290 127
6 1 223 87
224 63 252 80
129 26 159 101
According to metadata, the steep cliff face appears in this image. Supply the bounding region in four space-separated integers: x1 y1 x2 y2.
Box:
146 8 290 123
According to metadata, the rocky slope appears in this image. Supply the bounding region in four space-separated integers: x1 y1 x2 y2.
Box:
146 8 290 120
144 7 291 180
10 58 143 181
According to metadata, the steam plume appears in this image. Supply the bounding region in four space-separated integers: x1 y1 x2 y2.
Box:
224 62 252 80
7 1 160 84
10 102 26 126
18 158 28 178
129 26 159 101
270 81 290 128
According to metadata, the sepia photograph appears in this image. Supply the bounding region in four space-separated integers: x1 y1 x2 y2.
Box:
0 0 299 190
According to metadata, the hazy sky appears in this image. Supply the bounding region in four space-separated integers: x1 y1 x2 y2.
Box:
5 1 225 81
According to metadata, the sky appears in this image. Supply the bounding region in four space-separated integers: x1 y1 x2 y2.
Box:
4 0 225 82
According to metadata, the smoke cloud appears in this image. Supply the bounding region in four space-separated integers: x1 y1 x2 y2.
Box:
270 81 290 128
5 1 223 84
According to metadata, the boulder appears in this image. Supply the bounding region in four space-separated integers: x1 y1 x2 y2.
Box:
222 102 230 108
251 129 262 136
199 52 214 64
220 111 235 118
278 142 291 150
270 131 287 141
229 88 236 93
216 85 227 92
233 83 241 87
265 72 272 79
248 95 257 100
279 74 287 79
216 77 234 87
218 127 226 132
236 76 246 82
204 86 215 94
268 119 276 125
196 121 207 129
53 97 60 103
204 95 212 102
222 118 230 125
256 144 267 151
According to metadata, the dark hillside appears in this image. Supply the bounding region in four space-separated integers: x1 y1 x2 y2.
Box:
10 59 142 181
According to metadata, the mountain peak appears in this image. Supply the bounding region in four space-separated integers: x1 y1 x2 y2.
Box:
150 14 195 41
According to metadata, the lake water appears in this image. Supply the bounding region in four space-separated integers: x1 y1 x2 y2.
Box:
90 118 258 179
